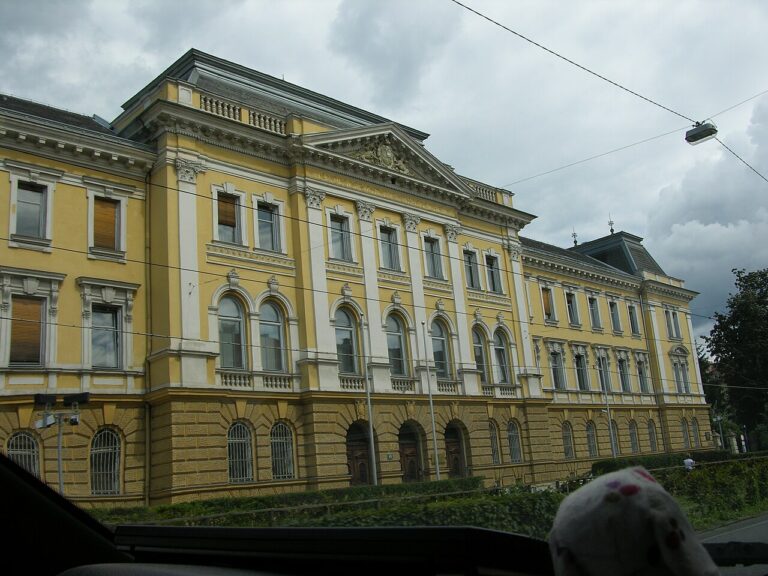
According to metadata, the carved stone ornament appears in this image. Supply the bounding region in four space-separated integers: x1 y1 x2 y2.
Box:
341 283 353 301
402 212 421 232
496 312 505 326
450 401 460 420
268 275 279 294
474 308 482 321
227 269 240 289
435 299 445 312
504 238 523 259
391 291 402 306
350 142 410 175
355 399 367 421
175 158 206 184
304 188 326 210
355 200 375 222
406 400 416 420
444 224 461 243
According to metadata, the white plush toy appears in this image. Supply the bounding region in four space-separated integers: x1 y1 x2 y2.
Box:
549 467 719 576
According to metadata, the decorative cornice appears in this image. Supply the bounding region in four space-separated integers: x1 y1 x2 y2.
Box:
522 251 640 292
641 279 698 303
402 212 421 232
503 237 522 259
355 200 375 222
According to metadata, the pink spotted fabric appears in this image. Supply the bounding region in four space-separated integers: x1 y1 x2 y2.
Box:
549 467 719 576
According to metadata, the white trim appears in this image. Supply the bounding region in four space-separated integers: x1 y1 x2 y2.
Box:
462 243 483 290
6 165 60 251
375 218 405 272
482 248 505 295
421 230 445 280
86 189 128 262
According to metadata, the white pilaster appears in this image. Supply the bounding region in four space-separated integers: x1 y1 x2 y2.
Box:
445 224 475 391
403 213 430 390
647 302 668 392
175 158 208 386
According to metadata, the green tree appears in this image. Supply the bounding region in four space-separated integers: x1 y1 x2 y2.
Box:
706 269 768 436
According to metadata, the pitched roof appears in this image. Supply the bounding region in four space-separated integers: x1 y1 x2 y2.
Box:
0 94 115 136
569 231 666 276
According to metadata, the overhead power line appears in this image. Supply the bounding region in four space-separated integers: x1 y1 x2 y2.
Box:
715 137 768 185
448 0 695 123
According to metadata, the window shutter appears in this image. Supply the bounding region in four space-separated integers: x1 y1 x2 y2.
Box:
218 194 237 227
94 197 118 249
10 297 43 363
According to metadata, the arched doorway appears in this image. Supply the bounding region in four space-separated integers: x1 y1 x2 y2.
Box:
346 422 371 485
444 422 466 478
398 421 424 482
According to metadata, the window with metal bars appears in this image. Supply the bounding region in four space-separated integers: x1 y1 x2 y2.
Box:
507 420 523 463
681 418 691 449
7 431 40 478
648 420 658 452
9 296 44 366
562 422 575 460
611 420 621 455
489 421 501 465
90 428 121 495
586 421 599 458
691 418 701 448
270 422 295 480
629 420 640 453
227 422 254 483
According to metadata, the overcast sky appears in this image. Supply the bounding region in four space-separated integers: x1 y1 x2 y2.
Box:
1 0 766 347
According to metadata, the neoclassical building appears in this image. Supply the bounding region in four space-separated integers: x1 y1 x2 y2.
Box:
0 50 711 506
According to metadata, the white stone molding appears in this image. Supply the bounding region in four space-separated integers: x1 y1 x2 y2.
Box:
402 212 421 233
444 223 461 243
174 158 206 184
304 188 326 210
355 200 375 222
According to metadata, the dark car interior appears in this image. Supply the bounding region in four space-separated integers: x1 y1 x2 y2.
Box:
3 453 766 576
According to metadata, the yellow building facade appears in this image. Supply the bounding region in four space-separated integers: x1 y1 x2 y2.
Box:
0 51 711 506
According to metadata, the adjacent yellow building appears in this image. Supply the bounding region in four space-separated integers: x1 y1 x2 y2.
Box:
0 50 711 506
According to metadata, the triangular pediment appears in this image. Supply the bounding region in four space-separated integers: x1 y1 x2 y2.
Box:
303 124 473 197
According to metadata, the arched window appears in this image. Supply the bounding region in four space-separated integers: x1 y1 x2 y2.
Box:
611 420 621 455
91 428 121 495
430 320 451 379
385 314 408 376
681 418 691 449
219 296 246 369
270 422 295 480
259 302 285 372
493 330 512 384
629 420 640 453
562 422 575 460
691 417 701 448
489 420 501 465
7 431 40 478
472 328 489 384
648 419 658 452
586 421 599 458
227 422 253 483
335 308 358 374
507 420 523 463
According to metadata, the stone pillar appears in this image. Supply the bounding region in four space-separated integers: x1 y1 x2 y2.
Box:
402 213 430 391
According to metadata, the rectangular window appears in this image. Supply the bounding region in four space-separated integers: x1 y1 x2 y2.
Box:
672 311 682 339
92 306 120 368
597 355 611 391
93 197 120 251
464 251 481 289
10 297 44 365
16 181 46 239
637 360 650 393
542 287 555 321
588 296 602 329
257 203 280 252
551 352 566 390
609 301 622 332
486 255 502 293
681 362 690 393
217 193 240 243
380 226 400 270
330 215 352 261
575 354 589 391
618 358 631 392
424 238 443 278
673 362 683 393
566 292 579 325
628 304 640 335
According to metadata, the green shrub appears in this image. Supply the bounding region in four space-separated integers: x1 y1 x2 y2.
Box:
590 449 768 476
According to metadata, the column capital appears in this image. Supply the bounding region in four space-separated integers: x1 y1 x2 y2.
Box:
304 187 326 210
174 158 206 184
355 200 375 222
444 223 461 243
402 212 421 233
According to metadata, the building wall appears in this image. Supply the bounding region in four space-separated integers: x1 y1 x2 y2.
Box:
0 58 713 506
